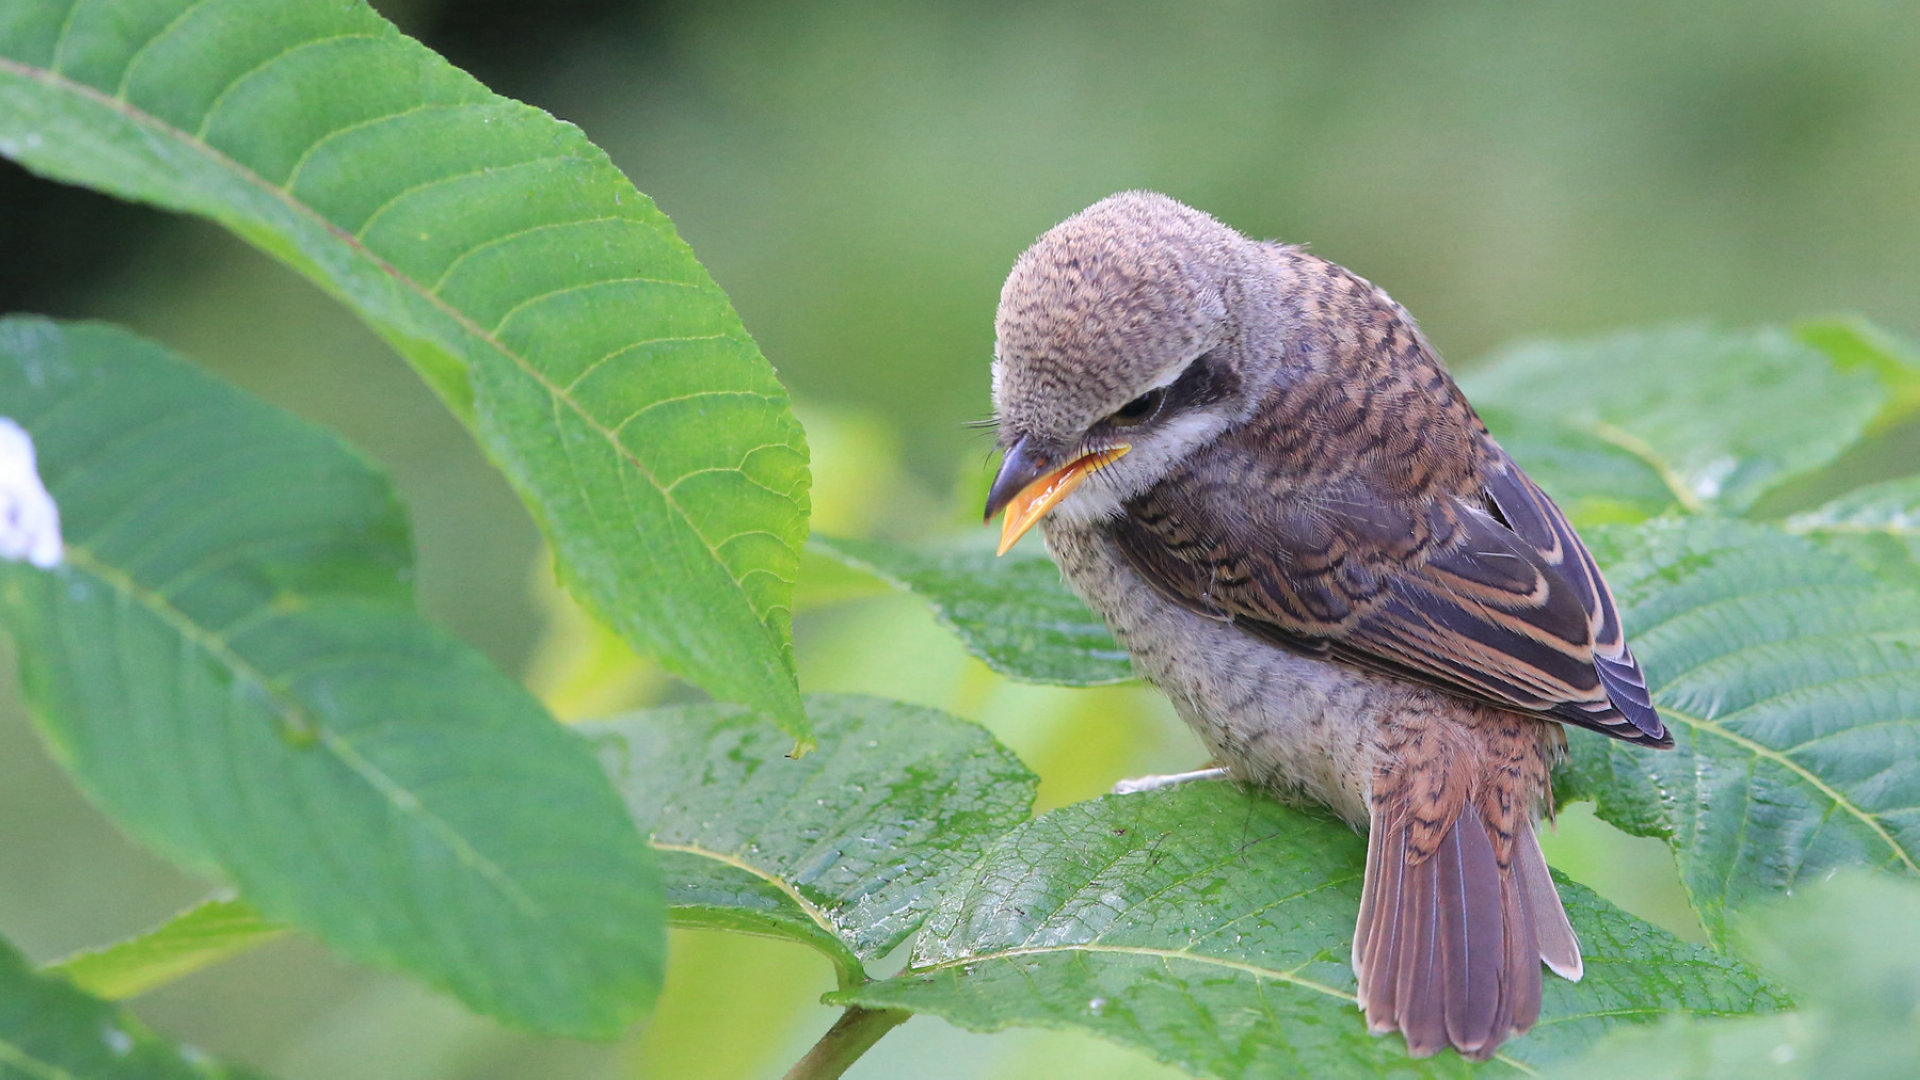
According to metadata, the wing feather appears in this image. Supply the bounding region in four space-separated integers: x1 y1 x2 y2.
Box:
1111 438 1670 747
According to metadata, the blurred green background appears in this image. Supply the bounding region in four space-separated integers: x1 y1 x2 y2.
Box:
3 1 1917 1076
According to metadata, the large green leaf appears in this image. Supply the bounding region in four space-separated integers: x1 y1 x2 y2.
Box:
1551 873 1920 1080
1460 325 1885 513
0 0 810 736
1795 318 1920 429
584 693 1038 985
1789 475 1920 538
835 783 1784 1079
809 535 1132 686
1561 517 1920 946
1787 475 1920 590
1472 407 1679 526
1546 1012 1809 1080
0 932 263 1079
35 694 1033 1003
44 896 285 1001
0 318 663 1036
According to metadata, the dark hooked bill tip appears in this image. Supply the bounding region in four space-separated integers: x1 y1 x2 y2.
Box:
983 435 1051 523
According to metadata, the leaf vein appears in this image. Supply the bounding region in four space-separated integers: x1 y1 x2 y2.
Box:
192 33 387 142
1586 419 1706 513
483 274 709 336
60 546 545 916
430 214 647 292
618 388 783 429
46 0 83 79
651 840 840 941
1627 583 1880 645
350 151 583 239
1667 706 1918 873
559 333 733 393
906 941 1528 1070
112 0 219 99
0 54 800 680
281 101 462 193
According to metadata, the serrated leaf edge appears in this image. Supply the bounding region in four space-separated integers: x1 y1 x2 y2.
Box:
0 44 804 727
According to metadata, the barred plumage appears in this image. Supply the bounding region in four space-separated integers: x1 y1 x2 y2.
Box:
987 191 1671 1060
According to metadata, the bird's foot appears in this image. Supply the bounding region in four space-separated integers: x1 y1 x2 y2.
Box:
1111 766 1232 795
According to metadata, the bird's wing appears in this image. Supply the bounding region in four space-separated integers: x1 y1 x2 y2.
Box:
1109 438 1670 747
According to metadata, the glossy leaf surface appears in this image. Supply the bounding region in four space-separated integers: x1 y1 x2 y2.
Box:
586 694 1038 981
838 783 1784 1079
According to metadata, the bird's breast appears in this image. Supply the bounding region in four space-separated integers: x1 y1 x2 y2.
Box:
1044 516 1419 825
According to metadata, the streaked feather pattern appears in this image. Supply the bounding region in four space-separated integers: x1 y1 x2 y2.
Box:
986 191 1674 1062
1110 416 1671 748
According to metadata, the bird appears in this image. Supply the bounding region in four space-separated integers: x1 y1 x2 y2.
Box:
982 191 1670 1061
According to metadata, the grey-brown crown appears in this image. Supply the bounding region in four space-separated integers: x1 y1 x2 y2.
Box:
992 192 1256 447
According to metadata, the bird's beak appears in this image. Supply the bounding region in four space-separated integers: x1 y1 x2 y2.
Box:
983 436 1130 556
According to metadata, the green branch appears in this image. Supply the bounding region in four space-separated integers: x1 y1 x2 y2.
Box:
782 1006 910 1080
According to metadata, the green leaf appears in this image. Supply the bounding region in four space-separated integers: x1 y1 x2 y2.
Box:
43 896 285 1001
1788 475 1920 538
0 318 664 1037
1725 873 1920 1079
808 535 1132 686
1796 318 1920 429
0 931 264 1079
584 693 1039 985
1551 872 1920 1080
1544 1012 1810 1080
1461 325 1885 513
1786 475 1920 590
1473 407 1679 526
834 783 1784 1079
1561 517 1920 946
0 0 811 736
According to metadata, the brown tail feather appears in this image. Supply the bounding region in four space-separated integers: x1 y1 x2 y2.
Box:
1393 853 1443 1054
1354 803 1578 1061
1355 822 1405 1028
1437 804 1505 1054
1516 819 1582 981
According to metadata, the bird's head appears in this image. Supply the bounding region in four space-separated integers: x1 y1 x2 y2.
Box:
985 191 1274 553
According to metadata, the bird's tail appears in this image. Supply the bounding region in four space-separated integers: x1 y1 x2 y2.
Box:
1351 800 1581 1061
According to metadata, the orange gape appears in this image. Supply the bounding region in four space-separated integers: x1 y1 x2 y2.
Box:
996 445 1128 555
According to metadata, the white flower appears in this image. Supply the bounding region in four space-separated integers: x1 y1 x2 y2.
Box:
0 417 62 569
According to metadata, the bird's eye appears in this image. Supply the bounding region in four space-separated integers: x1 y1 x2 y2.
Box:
1109 388 1164 427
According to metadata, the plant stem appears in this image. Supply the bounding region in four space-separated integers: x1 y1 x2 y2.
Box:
781 1006 910 1080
